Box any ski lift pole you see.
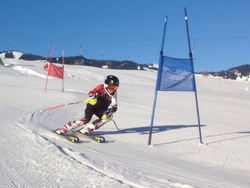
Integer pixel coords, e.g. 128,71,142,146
40,101,84,113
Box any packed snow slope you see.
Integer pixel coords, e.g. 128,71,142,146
1,56,250,188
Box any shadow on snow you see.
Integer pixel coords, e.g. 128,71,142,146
94,125,250,146
95,124,205,136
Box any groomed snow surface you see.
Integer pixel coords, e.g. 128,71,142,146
1,54,250,188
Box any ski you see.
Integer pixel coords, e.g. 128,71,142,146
53,130,80,143
75,130,105,143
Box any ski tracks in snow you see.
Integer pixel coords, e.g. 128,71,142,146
0,123,53,188
58,143,191,188
26,111,191,188
4,123,135,188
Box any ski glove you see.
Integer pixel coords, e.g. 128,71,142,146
84,94,97,105
102,109,113,120
89,93,96,99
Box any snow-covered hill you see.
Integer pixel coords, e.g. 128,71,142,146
0,57,250,188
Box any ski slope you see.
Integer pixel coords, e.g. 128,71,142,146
0,54,250,188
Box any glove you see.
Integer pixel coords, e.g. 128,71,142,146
84,94,97,105
102,109,113,120
89,93,96,99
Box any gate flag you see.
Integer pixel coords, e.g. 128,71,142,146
157,56,195,91
48,63,64,79
45,47,65,92
148,8,203,146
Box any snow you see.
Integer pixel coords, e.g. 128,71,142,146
1,54,250,188
236,76,250,82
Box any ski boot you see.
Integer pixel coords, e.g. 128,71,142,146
79,124,95,136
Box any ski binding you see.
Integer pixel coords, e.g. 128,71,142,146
76,130,105,143
53,130,80,143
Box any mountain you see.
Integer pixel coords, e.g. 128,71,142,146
1,51,250,81
201,65,250,81
0,50,142,70
208,65,250,81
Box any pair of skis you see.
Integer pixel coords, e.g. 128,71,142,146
53,130,105,143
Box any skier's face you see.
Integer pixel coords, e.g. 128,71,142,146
107,85,117,94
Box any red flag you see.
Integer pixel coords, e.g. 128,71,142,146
48,63,64,79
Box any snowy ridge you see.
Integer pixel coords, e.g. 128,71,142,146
11,65,48,78
1,58,250,187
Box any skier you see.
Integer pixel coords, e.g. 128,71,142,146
44,63,48,71
55,75,119,135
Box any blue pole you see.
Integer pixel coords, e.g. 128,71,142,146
148,16,168,146
184,7,203,144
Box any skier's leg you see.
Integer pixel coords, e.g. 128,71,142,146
56,108,93,135
59,119,86,133
79,119,111,135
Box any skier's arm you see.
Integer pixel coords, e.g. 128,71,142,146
84,84,104,105
110,95,117,113
88,84,104,97
101,93,118,120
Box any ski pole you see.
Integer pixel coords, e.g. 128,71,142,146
110,119,120,131
40,101,84,113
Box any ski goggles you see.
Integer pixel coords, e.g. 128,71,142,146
107,85,118,91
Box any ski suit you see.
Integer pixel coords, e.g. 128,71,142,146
83,84,118,127
62,84,118,132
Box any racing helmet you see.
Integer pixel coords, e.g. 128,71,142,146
104,75,119,91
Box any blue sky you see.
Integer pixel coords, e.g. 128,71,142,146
1,0,250,72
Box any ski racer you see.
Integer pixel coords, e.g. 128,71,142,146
55,75,119,136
